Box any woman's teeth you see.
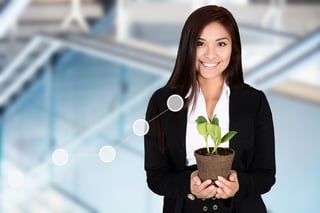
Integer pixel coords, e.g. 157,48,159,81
202,62,218,67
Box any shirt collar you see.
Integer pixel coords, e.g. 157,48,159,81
185,81,230,99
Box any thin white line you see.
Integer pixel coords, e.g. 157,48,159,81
148,108,169,123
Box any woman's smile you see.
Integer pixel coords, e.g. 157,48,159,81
201,62,219,68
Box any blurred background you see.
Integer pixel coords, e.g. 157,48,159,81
0,0,319,212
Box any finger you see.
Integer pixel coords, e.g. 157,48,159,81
190,172,202,195
204,185,217,198
191,177,212,194
198,184,217,199
215,176,238,198
229,170,238,182
191,171,202,185
198,179,213,191
214,176,230,194
192,179,217,199
215,178,231,195
228,170,238,181
216,187,227,199
216,176,231,186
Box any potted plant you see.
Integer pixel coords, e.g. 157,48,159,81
194,115,237,181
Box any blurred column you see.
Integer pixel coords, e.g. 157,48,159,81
44,60,55,181
0,117,2,179
61,0,89,32
117,65,128,136
0,116,2,212
262,0,285,30
0,0,10,12
116,0,129,42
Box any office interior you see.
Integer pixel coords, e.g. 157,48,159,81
0,0,319,212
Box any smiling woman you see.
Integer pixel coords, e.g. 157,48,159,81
144,5,275,213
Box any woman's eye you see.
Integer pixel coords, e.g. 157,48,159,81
197,41,205,47
218,42,227,47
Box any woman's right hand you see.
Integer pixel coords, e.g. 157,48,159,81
190,170,217,199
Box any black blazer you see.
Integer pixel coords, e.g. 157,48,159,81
144,86,276,213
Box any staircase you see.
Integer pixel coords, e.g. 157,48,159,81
0,0,108,113
0,0,104,71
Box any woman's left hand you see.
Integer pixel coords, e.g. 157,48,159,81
214,170,239,199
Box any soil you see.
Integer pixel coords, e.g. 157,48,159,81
195,147,233,156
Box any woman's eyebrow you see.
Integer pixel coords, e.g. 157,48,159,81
197,37,230,41
216,37,230,41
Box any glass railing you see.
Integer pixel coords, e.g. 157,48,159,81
2,28,319,212
0,34,168,213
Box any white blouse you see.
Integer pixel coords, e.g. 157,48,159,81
185,82,230,166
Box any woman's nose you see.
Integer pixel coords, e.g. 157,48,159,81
205,46,217,58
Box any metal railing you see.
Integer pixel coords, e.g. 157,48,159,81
0,0,31,38
245,27,320,90
0,33,171,111
1,27,319,111
0,37,61,106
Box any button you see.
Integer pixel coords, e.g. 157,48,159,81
202,205,208,212
213,204,218,211
187,193,195,200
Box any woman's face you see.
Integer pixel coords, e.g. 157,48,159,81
195,21,232,81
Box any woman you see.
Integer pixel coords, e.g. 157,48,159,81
144,5,275,213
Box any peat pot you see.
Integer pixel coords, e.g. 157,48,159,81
194,147,235,181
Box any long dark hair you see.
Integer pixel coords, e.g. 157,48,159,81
165,5,244,105
147,5,245,152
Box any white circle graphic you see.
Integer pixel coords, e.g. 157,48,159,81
99,145,116,163
167,94,184,112
132,119,149,136
52,149,69,166
8,170,25,188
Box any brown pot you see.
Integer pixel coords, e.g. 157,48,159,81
194,147,235,181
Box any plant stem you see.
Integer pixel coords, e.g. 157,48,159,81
205,138,210,154
212,146,218,155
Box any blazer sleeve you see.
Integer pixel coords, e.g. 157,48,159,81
144,89,192,198
234,90,276,198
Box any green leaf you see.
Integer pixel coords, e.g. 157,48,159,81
196,116,208,124
196,122,208,140
221,131,237,143
207,123,221,145
207,123,215,138
210,114,219,125
214,125,221,146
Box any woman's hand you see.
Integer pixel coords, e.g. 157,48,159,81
190,170,239,200
190,171,217,199
214,170,239,199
